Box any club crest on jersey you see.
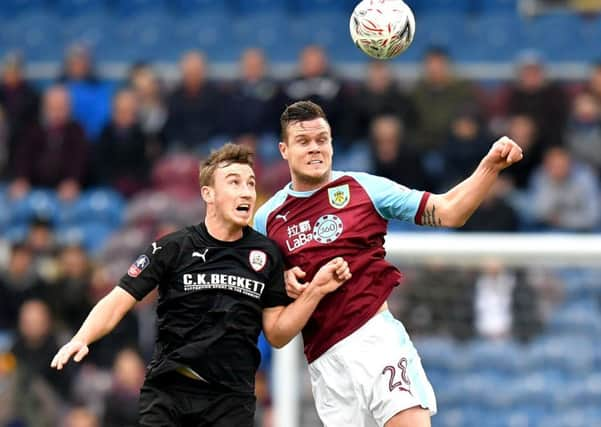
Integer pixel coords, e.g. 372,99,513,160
249,250,267,272
328,184,350,209
128,254,150,278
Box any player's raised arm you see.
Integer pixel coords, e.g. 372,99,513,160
262,257,351,348
51,287,137,370
420,136,523,228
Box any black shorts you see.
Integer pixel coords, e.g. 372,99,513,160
139,371,256,427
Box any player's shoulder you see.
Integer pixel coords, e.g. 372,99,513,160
254,186,289,235
245,228,283,260
153,225,197,246
332,170,394,191
255,186,289,217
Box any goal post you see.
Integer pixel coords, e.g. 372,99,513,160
272,232,601,427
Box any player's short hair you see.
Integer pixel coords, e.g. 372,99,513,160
199,143,254,187
280,100,327,142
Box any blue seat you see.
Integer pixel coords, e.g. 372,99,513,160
170,0,228,15
230,0,288,15
413,14,469,60
10,189,60,226
231,12,291,60
68,188,125,227
170,10,234,61
113,0,166,16
0,0,47,16
56,221,115,253
527,334,595,374
548,301,601,336
460,13,522,61
288,12,358,60
416,0,471,13
55,0,108,17
476,0,518,14
291,0,353,14
2,223,29,243
464,339,527,373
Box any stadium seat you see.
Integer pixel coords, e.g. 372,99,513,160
231,12,292,61
3,223,29,243
476,0,518,14
548,301,601,336
169,10,234,61
415,0,472,13
56,221,115,254
112,0,166,16
170,0,228,15
291,0,354,14
0,0,47,16
68,188,125,227
464,339,527,374
288,12,359,61
461,13,522,61
10,189,60,226
55,0,108,17
230,0,288,15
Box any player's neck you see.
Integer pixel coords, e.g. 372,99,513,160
291,172,332,192
204,215,244,242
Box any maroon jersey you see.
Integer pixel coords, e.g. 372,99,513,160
254,171,429,362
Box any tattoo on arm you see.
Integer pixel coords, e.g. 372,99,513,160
421,204,443,227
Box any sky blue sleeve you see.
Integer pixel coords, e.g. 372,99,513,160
349,172,426,223
253,204,268,236
252,188,288,236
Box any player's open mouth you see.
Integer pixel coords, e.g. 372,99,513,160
236,204,251,212
308,160,323,165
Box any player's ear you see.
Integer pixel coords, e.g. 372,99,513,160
279,141,288,160
201,186,214,204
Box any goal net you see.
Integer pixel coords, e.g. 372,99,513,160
269,232,601,427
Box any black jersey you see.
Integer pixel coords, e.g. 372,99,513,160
118,223,290,394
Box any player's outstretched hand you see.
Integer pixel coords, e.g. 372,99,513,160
312,257,352,295
483,136,523,171
50,340,89,370
285,266,308,299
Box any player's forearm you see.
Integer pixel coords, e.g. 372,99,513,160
266,285,324,348
72,288,133,346
439,160,500,227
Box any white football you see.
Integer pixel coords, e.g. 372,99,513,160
349,0,416,60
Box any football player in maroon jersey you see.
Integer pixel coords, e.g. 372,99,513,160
254,101,522,427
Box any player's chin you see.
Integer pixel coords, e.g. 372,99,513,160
232,211,252,226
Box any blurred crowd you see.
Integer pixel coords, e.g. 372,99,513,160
1,41,601,426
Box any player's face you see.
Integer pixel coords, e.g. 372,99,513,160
280,118,333,190
206,163,256,228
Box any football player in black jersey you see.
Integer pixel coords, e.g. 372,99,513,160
51,143,351,427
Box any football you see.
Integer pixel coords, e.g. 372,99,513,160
349,0,416,60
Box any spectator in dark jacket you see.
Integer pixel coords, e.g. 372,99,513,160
0,53,39,169
506,52,568,147
11,85,88,201
95,89,149,196
348,60,417,140
226,48,282,138
164,51,224,152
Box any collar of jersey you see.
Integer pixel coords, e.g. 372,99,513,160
286,171,344,198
